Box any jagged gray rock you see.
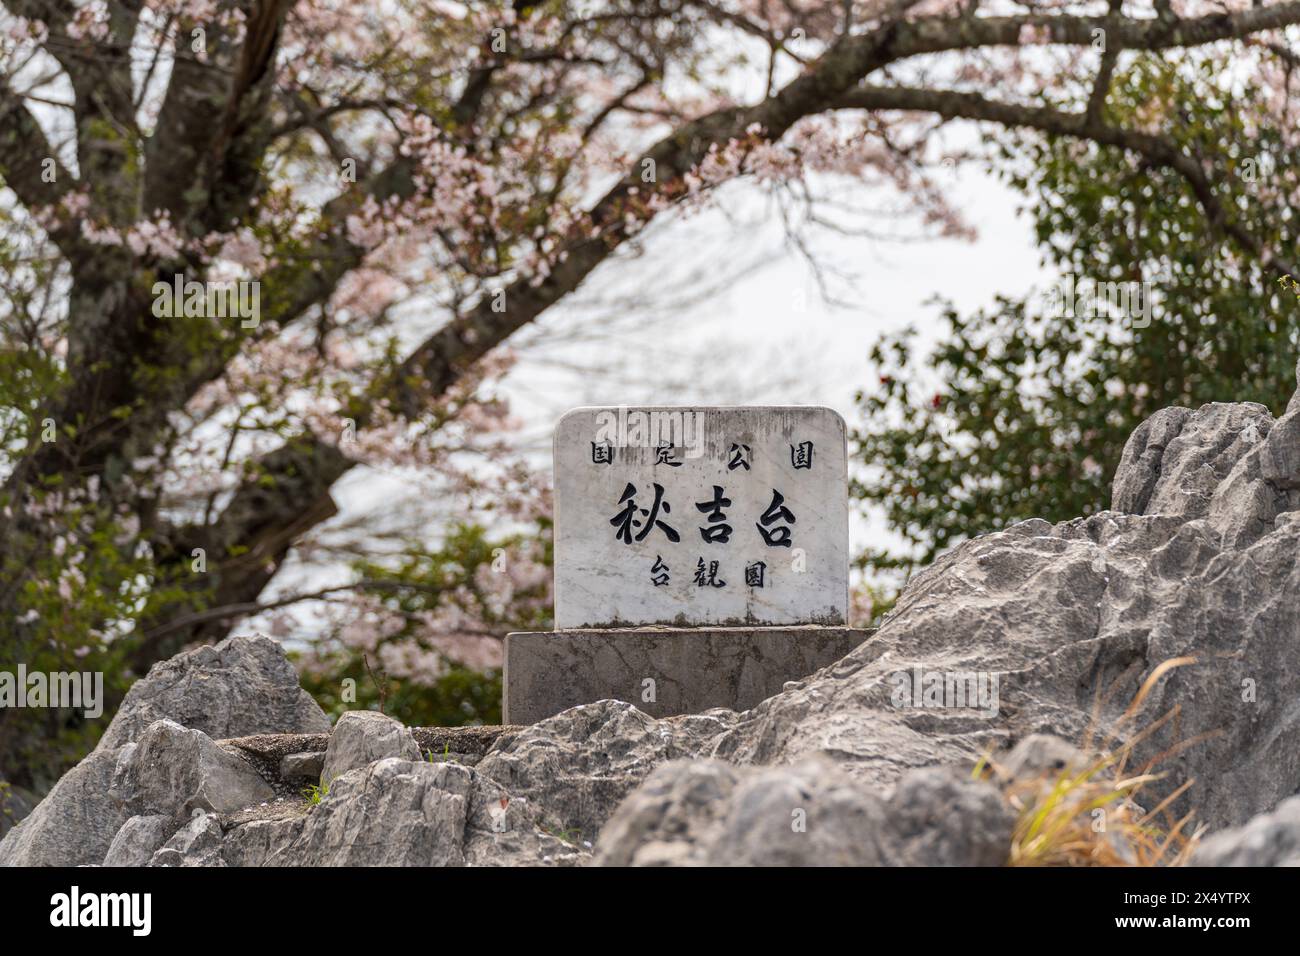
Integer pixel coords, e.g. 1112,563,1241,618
1192,796,1300,866
0,634,326,867
1111,406,1195,515
319,711,420,787
884,767,1016,866
103,815,173,867
295,759,469,866
591,759,739,866
593,758,1012,866
114,720,275,820
222,814,308,867
0,749,126,867
99,634,330,751
252,758,584,867
151,810,226,867
0,783,35,841
692,391,1300,835
475,701,737,843
280,752,325,784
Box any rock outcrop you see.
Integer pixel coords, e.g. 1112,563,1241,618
113,720,275,820
0,634,329,867
98,634,331,750
592,758,1013,866
1193,796,1300,866
3,360,1299,866
319,711,420,787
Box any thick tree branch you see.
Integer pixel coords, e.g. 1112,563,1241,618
886,4,1300,60
0,86,78,254
137,578,506,646
1086,0,1124,126
834,84,1299,277
144,0,293,234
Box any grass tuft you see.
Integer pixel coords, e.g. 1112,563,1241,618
979,656,1211,866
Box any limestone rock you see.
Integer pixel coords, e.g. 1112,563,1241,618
279,759,474,866
1193,796,1300,866
461,773,589,867
115,720,274,820
0,782,36,842
476,700,736,843
222,815,308,867
590,760,740,866
1,633,326,867
280,752,325,784
1112,402,1272,521
98,634,330,751
593,758,1013,866
103,815,174,867
883,767,1015,866
0,749,126,867
1111,406,1194,515
151,810,226,867
319,711,420,787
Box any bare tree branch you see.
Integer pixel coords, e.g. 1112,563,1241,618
834,84,1299,276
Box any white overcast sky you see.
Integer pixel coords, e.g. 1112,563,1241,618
505,163,1051,435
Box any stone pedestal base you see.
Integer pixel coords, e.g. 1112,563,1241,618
503,626,872,725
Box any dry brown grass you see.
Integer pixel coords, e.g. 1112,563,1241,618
976,656,1213,867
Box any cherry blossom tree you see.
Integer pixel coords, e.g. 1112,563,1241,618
2,0,1299,783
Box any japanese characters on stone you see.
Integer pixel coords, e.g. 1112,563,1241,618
554,407,848,629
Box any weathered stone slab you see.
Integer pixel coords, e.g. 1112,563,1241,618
503,627,872,724
554,406,848,628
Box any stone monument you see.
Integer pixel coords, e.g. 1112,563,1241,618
504,405,873,723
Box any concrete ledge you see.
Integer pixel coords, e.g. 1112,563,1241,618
219,725,523,797
504,626,873,724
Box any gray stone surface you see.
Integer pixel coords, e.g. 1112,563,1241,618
222,815,308,867
279,752,326,784
320,710,420,786
213,757,586,867
217,725,520,791
554,405,849,628
114,719,275,820
477,700,735,843
695,391,1300,833
264,758,571,867
103,814,173,867
150,810,226,867
98,633,331,751
0,748,127,867
0,782,36,842
0,634,326,867
504,626,871,724
1192,795,1300,866
593,758,1014,866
